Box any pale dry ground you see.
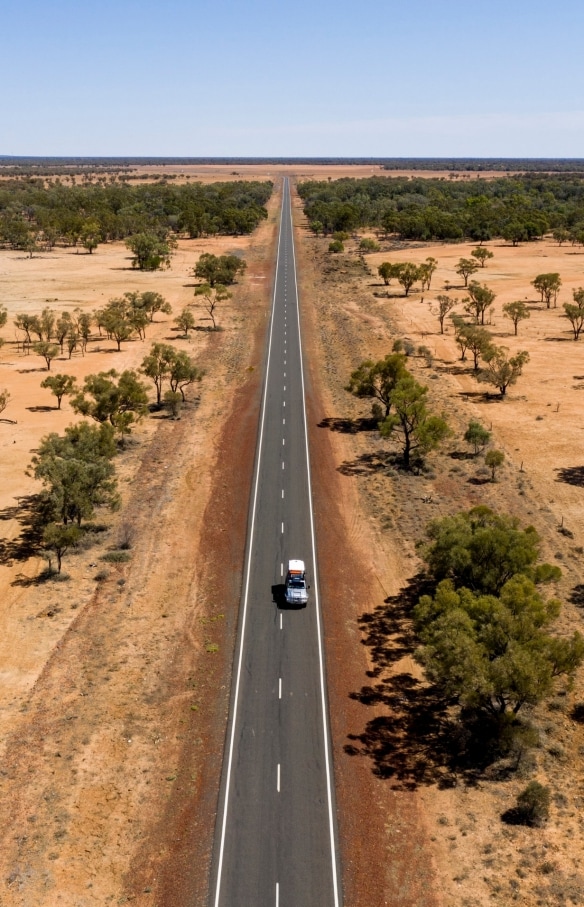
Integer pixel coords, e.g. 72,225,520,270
294,197,584,907
0,195,278,905
120,163,520,184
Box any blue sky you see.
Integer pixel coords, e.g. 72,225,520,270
2,0,583,156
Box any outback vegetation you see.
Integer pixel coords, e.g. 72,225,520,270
299,173,584,241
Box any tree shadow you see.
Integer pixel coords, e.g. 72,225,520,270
26,405,55,413
555,466,584,487
338,451,391,477
0,495,44,567
569,584,584,607
450,450,475,461
318,416,378,434
543,336,573,342
346,573,525,787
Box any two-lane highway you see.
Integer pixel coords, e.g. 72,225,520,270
208,179,342,907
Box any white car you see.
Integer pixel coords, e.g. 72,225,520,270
284,559,309,606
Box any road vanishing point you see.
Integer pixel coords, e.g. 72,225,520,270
208,179,342,907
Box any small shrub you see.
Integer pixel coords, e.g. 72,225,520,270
94,569,109,582
101,550,131,563
328,240,344,253
359,238,380,252
515,781,551,826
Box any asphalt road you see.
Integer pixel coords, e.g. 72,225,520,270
208,179,342,907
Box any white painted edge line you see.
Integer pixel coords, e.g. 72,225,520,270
290,181,342,907
212,180,285,907
276,882,280,907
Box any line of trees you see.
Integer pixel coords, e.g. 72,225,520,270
299,173,584,242
0,179,272,256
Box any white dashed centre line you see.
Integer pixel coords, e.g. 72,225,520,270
277,763,280,792
279,678,282,699
276,882,280,907
280,563,283,576
281,522,284,534
281,489,284,499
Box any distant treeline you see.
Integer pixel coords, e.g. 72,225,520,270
3,156,584,171
381,159,584,173
298,174,584,242
0,180,272,248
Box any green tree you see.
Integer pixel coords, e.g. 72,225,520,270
413,576,584,717
55,313,74,352
31,422,118,526
463,281,496,325
74,311,93,353
169,351,203,401
378,261,397,286
485,448,505,481
194,252,246,287
459,323,493,370
456,258,479,287
503,300,530,335
33,341,60,370
395,262,421,296
98,299,135,350
532,273,561,309
194,283,231,330
515,782,551,826
40,373,77,409
471,246,494,267
141,343,177,406
42,522,80,573
126,232,175,271
419,257,438,291
14,313,36,346
164,389,183,419
432,294,458,334
174,307,196,337
328,239,344,253
418,506,559,595
379,375,450,468
478,346,529,396
0,389,11,420
563,288,584,340
464,420,491,455
71,369,149,424
80,219,101,254
0,304,7,330
39,307,56,341
552,228,569,247
345,352,408,418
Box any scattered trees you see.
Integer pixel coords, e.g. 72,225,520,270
463,281,496,325
33,341,60,370
345,352,408,418
31,422,119,527
485,448,505,481
456,258,479,287
563,288,584,340
194,283,231,330
174,308,196,337
471,246,494,268
194,252,246,287
478,347,529,396
142,343,202,406
532,273,561,309
502,300,530,335
379,375,450,468
40,373,77,409
71,369,149,425
42,523,80,573
432,294,458,333
395,262,421,296
464,420,491,455
126,232,175,271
